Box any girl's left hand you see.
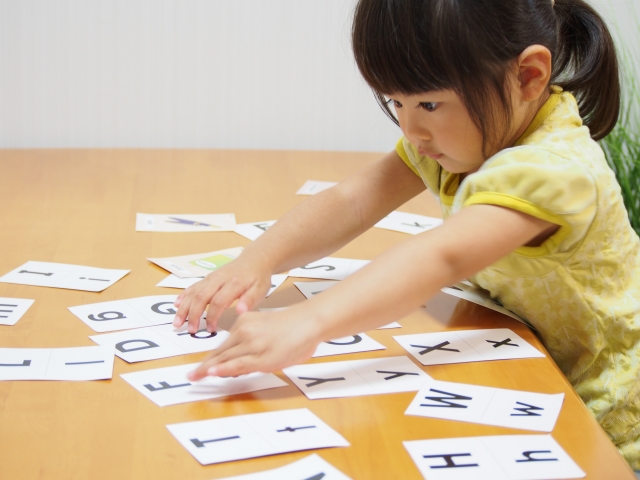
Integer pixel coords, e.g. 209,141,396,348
187,309,320,380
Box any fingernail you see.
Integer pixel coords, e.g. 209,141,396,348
172,317,181,327
187,370,197,380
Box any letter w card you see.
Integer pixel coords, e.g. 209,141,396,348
405,378,564,432
404,435,584,480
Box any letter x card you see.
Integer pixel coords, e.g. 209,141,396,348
404,434,584,479
218,454,351,480
166,408,349,465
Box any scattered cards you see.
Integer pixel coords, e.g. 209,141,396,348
121,362,287,406
394,328,544,366
289,257,369,281
148,247,243,278
167,408,349,465
313,333,385,358
0,346,114,381
89,319,229,363
69,295,181,333
0,297,35,326
283,356,430,400
296,180,338,195
135,213,236,232
233,220,276,241
374,211,443,235
0,261,129,292
404,435,584,480
218,454,351,480
405,377,564,432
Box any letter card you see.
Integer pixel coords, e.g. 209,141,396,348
374,211,443,235
148,247,243,278
0,261,129,292
167,408,349,465
233,220,276,241
288,257,369,281
313,333,385,358
394,328,544,366
0,297,35,326
135,213,236,232
120,362,287,406
218,454,351,480
404,434,584,479
283,356,430,399
405,378,564,432
156,273,287,298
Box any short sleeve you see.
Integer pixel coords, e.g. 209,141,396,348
395,137,420,176
453,146,597,256
396,137,442,194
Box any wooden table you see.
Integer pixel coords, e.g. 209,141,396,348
0,149,634,479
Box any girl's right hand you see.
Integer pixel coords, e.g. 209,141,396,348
172,258,273,334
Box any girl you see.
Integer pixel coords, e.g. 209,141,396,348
174,0,640,469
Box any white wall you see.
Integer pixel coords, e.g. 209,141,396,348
0,0,637,151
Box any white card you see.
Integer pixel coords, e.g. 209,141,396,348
155,274,287,299
441,282,530,326
0,346,114,381
405,378,564,432
313,333,385,358
69,295,180,333
0,261,129,292
394,328,544,366
284,356,430,400
90,319,229,363
266,274,288,297
289,258,369,281
374,211,443,235
218,454,351,480
233,220,276,241
148,247,243,278
166,408,349,465
0,297,35,326
121,362,287,406
296,180,338,195
136,213,236,232
404,435,585,480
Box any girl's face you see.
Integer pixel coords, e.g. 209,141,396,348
388,90,488,175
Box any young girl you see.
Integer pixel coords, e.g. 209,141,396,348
174,0,640,469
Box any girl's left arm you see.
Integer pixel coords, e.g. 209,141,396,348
188,203,556,380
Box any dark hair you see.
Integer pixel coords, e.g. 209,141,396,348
352,0,620,154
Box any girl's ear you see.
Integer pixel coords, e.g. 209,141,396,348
516,45,552,102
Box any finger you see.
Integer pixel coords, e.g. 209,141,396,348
203,282,247,332
174,289,187,308
179,283,222,332
206,356,258,377
235,283,269,315
187,341,242,381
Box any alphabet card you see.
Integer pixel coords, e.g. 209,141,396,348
374,211,443,235
0,346,114,381
135,213,236,232
218,454,351,480
296,180,338,195
156,273,287,298
148,247,243,278
233,220,276,241
69,295,182,333
0,297,35,326
405,378,564,432
313,333,385,358
294,281,401,329
0,261,129,292
89,320,229,363
393,328,544,366
283,356,430,400
403,434,585,480
288,257,370,281
166,408,349,465
120,362,287,406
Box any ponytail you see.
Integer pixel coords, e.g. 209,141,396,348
552,0,620,140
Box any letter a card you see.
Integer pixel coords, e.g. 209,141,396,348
218,454,351,480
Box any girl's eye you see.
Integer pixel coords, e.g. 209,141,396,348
420,102,439,112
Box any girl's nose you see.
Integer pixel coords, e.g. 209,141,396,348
403,114,431,142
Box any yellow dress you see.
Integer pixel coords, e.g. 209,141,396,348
396,87,640,468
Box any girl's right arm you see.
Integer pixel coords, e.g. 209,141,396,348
173,150,426,333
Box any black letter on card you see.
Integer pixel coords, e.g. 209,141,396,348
65,360,105,365
401,222,428,229
421,389,472,408
190,436,240,448
151,302,177,315
304,474,325,480
254,223,271,231
511,401,544,416
178,329,217,339
516,450,557,462
376,370,420,381
116,339,160,353
411,341,460,355
326,335,362,345
422,453,478,469
486,338,518,348
0,304,17,318
301,264,336,271
0,360,31,367
19,270,53,276
298,376,346,388
144,381,191,392
277,425,317,433
88,311,126,322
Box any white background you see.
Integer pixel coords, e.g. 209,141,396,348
0,0,637,152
